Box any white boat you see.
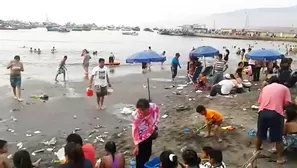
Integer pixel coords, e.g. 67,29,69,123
122,32,138,36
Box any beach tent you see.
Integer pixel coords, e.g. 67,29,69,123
126,50,165,63
246,49,284,60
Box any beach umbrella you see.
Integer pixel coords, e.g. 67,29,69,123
126,50,165,63
246,49,284,60
190,46,219,58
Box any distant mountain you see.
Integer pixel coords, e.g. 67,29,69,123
198,5,297,29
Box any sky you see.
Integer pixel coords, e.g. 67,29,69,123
1,0,296,26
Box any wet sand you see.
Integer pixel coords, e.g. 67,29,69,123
1,70,296,168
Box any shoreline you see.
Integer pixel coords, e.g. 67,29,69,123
161,33,297,42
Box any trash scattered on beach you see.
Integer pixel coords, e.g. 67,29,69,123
120,107,134,115
34,130,41,134
173,91,182,95
73,115,77,119
55,147,65,161
196,90,202,93
32,149,45,156
243,108,247,111
176,87,184,90
10,109,20,112
42,137,57,146
176,105,190,112
188,98,195,101
180,146,187,152
7,129,15,133
26,134,32,137
11,116,18,122
96,137,105,143
161,115,168,119
30,94,49,101
46,148,54,152
17,142,23,149
251,105,259,110
73,128,81,132
164,85,175,89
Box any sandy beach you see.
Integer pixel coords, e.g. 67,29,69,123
1,69,296,168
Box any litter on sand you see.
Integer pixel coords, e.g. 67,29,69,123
221,126,235,130
161,115,168,119
42,137,57,146
196,90,202,93
17,142,23,149
55,147,65,161
251,105,259,110
34,131,41,134
120,107,134,115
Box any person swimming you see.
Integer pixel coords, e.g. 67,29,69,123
37,48,41,54
30,47,33,52
51,47,56,53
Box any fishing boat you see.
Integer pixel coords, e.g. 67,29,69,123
46,26,59,31
0,25,17,30
82,27,91,31
143,28,154,32
72,26,82,31
132,27,140,31
122,32,138,36
58,27,70,32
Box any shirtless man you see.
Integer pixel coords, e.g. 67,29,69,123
83,51,92,75
7,55,24,102
55,56,67,82
0,140,12,168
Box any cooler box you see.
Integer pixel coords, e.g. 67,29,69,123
144,157,160,168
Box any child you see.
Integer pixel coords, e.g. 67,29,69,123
0,139,12,168
194,73,207,90
196,105,223,142
200,146,213,161
55,55,68,82
204,149,226,168
181,149,202,168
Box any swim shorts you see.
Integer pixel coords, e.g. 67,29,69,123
95,85,107,97
257,109,284,143
10,75,21,87
57,66,66,74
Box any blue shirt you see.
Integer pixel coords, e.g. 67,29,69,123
171,57,180,69
60,159,92,168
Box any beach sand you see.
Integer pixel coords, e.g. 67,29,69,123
0,70,296,168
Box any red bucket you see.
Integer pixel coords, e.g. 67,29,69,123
86,88,94,97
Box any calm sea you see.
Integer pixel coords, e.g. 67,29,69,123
0,28,295,86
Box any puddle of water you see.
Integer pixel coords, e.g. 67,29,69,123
65,87,83,98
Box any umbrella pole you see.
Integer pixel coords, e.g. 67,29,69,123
147,78,151,102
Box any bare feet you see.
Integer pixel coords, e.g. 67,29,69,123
17,98,23,102
276,157,286,164
218,138,223,143
204,133,211,138
13,96,18,100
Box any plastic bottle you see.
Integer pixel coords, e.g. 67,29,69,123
129,158,136,168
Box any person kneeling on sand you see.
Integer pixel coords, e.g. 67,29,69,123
89,58,111,110
98,141,125,168
207,74,233,98
66,133,96,167
196,105,223,142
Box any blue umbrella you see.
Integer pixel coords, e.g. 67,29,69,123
190,46,219,57
126,50,165,63
246,49,284,60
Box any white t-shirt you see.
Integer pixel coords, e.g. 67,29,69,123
91,66,108,87
218,79,233,95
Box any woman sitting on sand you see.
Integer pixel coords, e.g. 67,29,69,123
13,150,41,168
61,142,92,168
98,141,125,168
160,150,178,168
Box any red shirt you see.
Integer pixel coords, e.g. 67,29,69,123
83,143,96,167
258,83,291,116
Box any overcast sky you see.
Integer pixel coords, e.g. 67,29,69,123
1,0,296,26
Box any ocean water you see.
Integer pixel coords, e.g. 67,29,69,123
0,28,295,86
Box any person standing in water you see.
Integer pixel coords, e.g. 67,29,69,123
55,56,67,82
99,141,125,168
109,52,115,64
7,55,24,102
171,53,181,82
83,51,92,75
89,58,111,110
161,51,166,69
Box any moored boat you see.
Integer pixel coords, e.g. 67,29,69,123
72,26,82,31
122,31,138,36
46,26,59,31
82,27,91,31
58,27,70,32
0,26,17,30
